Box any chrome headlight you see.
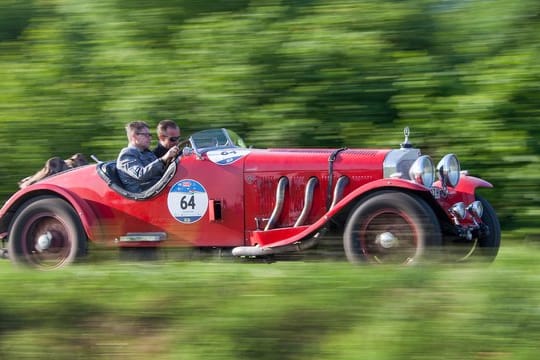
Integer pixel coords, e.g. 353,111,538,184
449,202,467,219
409,155,435,188
467,201,483,218
437,154,460,187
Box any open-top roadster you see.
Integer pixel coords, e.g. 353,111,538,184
0,128,500,269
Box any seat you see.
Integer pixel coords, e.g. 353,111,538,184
99,161,122,186
96,160,177,200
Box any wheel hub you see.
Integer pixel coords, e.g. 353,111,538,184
36,231,53,252
376,232,399,249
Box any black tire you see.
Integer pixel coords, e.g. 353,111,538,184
465,195,501,262
8,196,87,269
343,191,442,265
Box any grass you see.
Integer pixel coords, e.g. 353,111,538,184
0,243,539,359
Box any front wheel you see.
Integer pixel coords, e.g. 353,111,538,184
460,195,501,262
8,196,87,269
343,192,442,265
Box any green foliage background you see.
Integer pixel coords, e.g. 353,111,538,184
0,0,539,237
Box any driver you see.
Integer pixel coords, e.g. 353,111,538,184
153,119,181,158
116,121,179,193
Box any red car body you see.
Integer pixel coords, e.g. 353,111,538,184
0,128,500,269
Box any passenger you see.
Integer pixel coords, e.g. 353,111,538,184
18,153,88,189
116,121,179,193
153,119,181,158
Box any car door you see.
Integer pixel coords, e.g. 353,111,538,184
155,150,246,247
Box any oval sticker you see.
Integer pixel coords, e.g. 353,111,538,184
167,179,209,224
207,148,250,165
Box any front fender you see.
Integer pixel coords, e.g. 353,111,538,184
254,178,430,248
328,178,431,217
452,175,493,195
0,184,101,241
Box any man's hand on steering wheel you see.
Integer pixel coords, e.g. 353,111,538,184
161,146,180,165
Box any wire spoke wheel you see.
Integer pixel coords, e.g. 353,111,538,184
344,191,441,265
8,196,86,269
360,210,420,264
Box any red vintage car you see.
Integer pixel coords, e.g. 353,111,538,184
0,128,500,269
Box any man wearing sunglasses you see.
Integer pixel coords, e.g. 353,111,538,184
153,119,181,158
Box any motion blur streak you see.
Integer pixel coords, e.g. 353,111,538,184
0,245,539,358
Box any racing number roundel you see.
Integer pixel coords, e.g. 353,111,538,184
207,148,250,165
167,179,209,224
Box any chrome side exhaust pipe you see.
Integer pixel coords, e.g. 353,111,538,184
265,177,289,231
232,233,322,257
294,177,318,227
329,176,349,209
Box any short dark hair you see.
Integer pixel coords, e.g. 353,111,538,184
125,121,149,139
157,119,179,136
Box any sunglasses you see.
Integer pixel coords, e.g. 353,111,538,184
136,132,152,137
165,136,180,142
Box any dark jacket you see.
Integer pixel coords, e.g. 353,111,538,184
116,146,165,193
153,143,168,158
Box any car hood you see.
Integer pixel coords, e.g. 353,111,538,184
243,148,391,173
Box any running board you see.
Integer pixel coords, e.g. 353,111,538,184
118,232,167,243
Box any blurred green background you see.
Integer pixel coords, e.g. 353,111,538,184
1,245,540,359
1,2,540,358
1,0,539,239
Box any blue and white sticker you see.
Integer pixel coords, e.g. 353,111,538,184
207,148,250,165
167,179,209,224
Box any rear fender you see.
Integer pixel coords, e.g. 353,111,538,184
0,185,100,241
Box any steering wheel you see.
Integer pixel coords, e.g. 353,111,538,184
177,139,191,149
172,139,192,161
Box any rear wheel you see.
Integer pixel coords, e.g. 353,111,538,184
343,192,442,265
8,196,87,269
